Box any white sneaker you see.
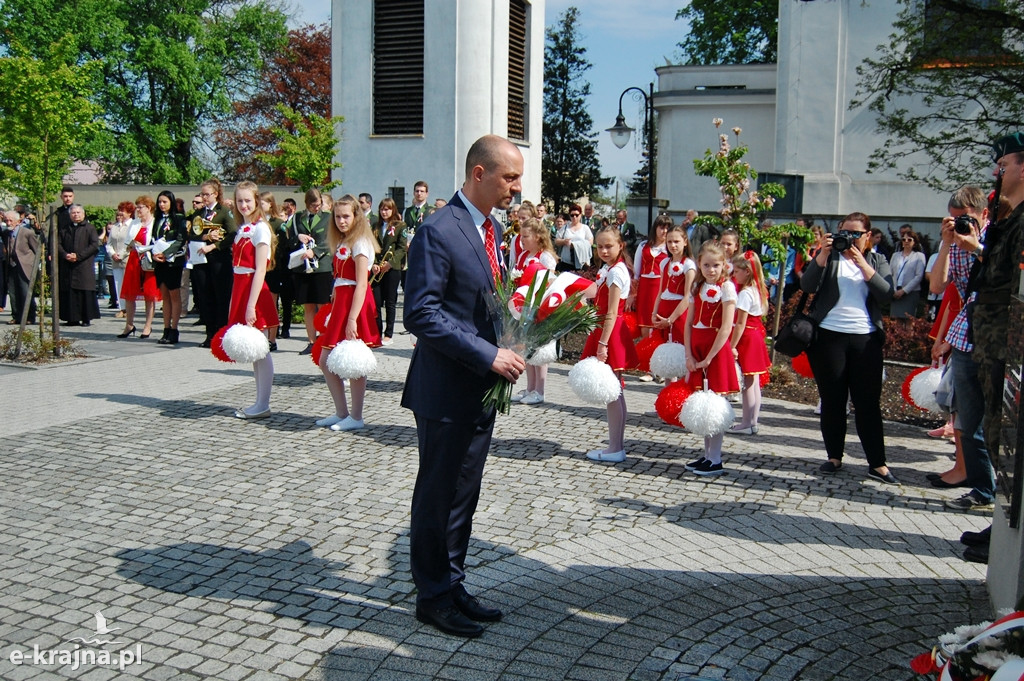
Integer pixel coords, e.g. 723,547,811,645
637,374,654,382
381,337,394,346
586,449,626,463
728,393,741,404
315,414,343,427
330,416,365,432
510,389,529,403
520,391,544,405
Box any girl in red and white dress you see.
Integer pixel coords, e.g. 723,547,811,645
728,251,771,436
581,225,639,463
684,241,738,476
316,195,381,432
511,217,559,406
652,224,696,343
629,214,670,341
719,228,740,276
227,181,280,419
506,200,537,268
118,195,160,339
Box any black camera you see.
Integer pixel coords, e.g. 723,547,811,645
831,230,854,252
953,214,978,235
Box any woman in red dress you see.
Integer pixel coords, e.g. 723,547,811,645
118,196,160,339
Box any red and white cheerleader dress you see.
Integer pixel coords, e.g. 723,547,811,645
687,280,740,394
582,261,639,372
120,221,159,301
227,220,279,330
321,238,381,348
515,249,558,279
633,240,668,330
654,257,695,342
734,286,770,375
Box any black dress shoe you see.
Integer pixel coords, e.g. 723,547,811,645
191,318,205,326
452,587,502,622
200,339,212,349
868,468,899,484
964,543,989,564
279,329,290,339
415,605,483,638
926,472,942,481
931,477,969,489
960,526,992,547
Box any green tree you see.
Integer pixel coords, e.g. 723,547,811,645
852,0,1024,190
542,6,610,213
259,104,343,192
676,0,778,65
0,39,104,353
0,0,288,184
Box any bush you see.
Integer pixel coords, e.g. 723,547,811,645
0,328,84,362
85,205,116,228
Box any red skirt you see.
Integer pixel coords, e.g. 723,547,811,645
654,297,687,343
736,318,771,375
228,272,279,330
929,280,962,341
581,317,639,372
687,326,739,394
121,251,159,301
636,277,660,329
321,284,381,349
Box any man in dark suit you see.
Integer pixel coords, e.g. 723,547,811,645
5,209,39,325
189,179,236,347
614,209,638,256
358,192,378,232
56,186,74,232
403,181,434,235
402,135,527,638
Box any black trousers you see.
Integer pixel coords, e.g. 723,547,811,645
373,269,401,338
410,411,495,608
202,251,233,338
806,327,887,468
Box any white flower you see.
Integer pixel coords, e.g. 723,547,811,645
511,268,523,280
668,261,685,277
732,126,742,136
700,284,722,303
974,650,1015,671
713,117,723,128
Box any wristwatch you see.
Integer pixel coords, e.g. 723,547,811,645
973,243,984,258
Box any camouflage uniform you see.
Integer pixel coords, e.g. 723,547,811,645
968,201,1024,464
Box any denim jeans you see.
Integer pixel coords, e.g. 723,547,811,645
951,348,995,502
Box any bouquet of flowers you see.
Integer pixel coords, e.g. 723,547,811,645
911,611,1024,680
483,263,598,414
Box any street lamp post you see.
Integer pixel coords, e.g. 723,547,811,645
606,82,655,234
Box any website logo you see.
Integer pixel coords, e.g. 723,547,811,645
6,610,142,673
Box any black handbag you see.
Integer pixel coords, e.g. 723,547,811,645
773,290,817,357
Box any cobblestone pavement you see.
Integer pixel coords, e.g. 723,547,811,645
0,304,992,680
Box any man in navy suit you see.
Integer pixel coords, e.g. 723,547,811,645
402,135,527,638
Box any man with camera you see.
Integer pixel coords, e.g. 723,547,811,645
928,186,994,521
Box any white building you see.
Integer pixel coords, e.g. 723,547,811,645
655,0,951,229
331,0,545,210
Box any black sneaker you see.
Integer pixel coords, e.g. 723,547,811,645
960,527,992,546
692,459,724,476
684,456,706,471
946,492,994,512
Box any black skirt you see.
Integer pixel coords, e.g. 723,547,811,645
292,271,333,305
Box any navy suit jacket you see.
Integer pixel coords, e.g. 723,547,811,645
401,193,504,422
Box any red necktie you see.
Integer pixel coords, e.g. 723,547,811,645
483,217,500,280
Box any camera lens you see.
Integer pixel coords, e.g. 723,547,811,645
953,215,976,235
832,232,851,251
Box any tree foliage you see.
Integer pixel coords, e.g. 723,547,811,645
852,0,1024,191
214,23,332,184
542,6,610,213
0,0,288,184
676,0,778,65
258,104,343,192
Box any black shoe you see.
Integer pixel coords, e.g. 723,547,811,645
964,543,989,564
157,328,170,344
684,456,706,471
960,526,992,547
299,343,313,356
200,338,212,349
868,467,899,484
279,329,290,339
926,472,942,481
81,321,91,327
116,326,137,339
931,477,969,489
191,318,205,326
452,586,502,622
168,328,179,345
819,460,842,473
268,341,278,352
415,604,483,638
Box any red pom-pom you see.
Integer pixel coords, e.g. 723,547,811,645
655,381,692,428
311,338,326,367
902,366,930,410
634,335,664,373
791,352,814,379
210,326,232,362
314,304,331,334
621,310,641,339
759,371,770,388
909,650,940,675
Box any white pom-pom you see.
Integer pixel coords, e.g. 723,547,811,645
222,324,269,363
327,340,378,379
680,390,735,437
650,342,688,380
528,341,557,366
910,367,943,415
568,357,621,405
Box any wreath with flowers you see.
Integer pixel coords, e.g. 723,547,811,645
668,261,685,277
700,284,722,303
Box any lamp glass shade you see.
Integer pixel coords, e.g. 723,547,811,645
606,115,633,149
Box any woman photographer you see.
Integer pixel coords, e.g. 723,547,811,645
801,212,896,483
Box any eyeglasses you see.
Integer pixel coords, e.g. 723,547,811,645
192,200,202,205
902,237,914,242
200,191,215,198
570,212,580,217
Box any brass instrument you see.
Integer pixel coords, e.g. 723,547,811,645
502,218,519,251
370,246,395,285
191,216,223,242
